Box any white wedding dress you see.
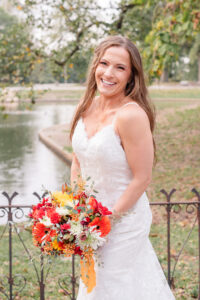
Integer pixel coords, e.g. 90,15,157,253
72,102,175,300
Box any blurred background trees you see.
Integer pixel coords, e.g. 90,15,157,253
0,0,199,85
0,7,38,85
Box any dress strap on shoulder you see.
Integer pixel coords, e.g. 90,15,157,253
112,102,139,125
121,101,139,108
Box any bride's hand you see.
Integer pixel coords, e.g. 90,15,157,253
108,209,121,226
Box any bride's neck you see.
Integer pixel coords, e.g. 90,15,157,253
97,94,127,112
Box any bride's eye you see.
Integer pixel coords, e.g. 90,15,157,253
100,61,107,65
118,66,125,70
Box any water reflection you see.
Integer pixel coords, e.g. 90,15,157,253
0,103,76,207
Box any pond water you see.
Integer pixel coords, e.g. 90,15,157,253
0,103,76,208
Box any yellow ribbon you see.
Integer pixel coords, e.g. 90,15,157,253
80,255,96,293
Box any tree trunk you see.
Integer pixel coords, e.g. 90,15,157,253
63,65,68,83
198,54,200,83
160,68,169,82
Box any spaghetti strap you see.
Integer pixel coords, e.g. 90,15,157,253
112,101,139,125
121,101,140,108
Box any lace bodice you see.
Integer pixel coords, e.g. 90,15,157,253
72,102,138,210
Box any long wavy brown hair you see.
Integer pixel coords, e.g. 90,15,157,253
69,35,156,157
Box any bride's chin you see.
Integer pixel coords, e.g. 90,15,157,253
97,87,118,97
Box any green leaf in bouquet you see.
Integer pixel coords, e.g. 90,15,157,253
77,206,86,212
72,209,78,214
86,209,93,214
86,176,91,181
64,234,71,240
63,205,72,210
93,190,98,193
69,236,74,242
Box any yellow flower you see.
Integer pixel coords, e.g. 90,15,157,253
52,240,63,251
52,191,73,207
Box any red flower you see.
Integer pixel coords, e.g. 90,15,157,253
61,223,71,232
80,217,90,226
32,222,56,245
89,197,98,213
50,212,61,224
32,223,49,243
74,246,83,256
28,212,33,218
79,232,87,241
89,216,111,237
74,192,87,201
98,202,112,216
46,208,61,224
37,208,46,219
32,207,45,220
89,197,112,216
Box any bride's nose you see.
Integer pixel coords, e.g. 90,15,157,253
104,66,114,77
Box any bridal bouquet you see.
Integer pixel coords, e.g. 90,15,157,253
29,181,112,293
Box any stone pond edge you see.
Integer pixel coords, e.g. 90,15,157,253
38,125,73,165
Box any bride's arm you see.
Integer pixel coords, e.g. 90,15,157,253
112,105,154,216
70,152,81,190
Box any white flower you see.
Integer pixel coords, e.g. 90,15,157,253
77,227,106,250
40,216,52,227
56,206,71,216
68,220,83,236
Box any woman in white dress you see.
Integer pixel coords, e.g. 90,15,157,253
70,36,175,299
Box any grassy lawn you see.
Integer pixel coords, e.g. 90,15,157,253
153,99,199,111
0,89,200,299
148,105,200,202
150,88,200,100
0,224,80,300
16,89,85,102
14,86,200,102
150,210,198,300
147,99,200,299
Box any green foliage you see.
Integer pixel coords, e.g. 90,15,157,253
1,0,198,84
0,8,38,85
15,0,106,83
143,0,200,80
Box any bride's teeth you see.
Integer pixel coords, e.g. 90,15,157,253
102,79,115,85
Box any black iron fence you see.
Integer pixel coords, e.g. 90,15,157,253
0,188,199,300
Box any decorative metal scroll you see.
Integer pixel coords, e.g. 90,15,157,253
0,191,52,300
0,188,200,300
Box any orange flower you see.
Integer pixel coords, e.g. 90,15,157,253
32,223,56,244
89,197,98,212
89,216,111,237
63,243,76,257
32,223,47,244
52,240,65,251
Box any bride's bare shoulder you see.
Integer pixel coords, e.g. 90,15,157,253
116,102,150,133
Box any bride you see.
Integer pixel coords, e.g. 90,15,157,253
69,36,175,299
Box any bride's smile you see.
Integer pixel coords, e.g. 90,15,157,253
95,46,132,99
